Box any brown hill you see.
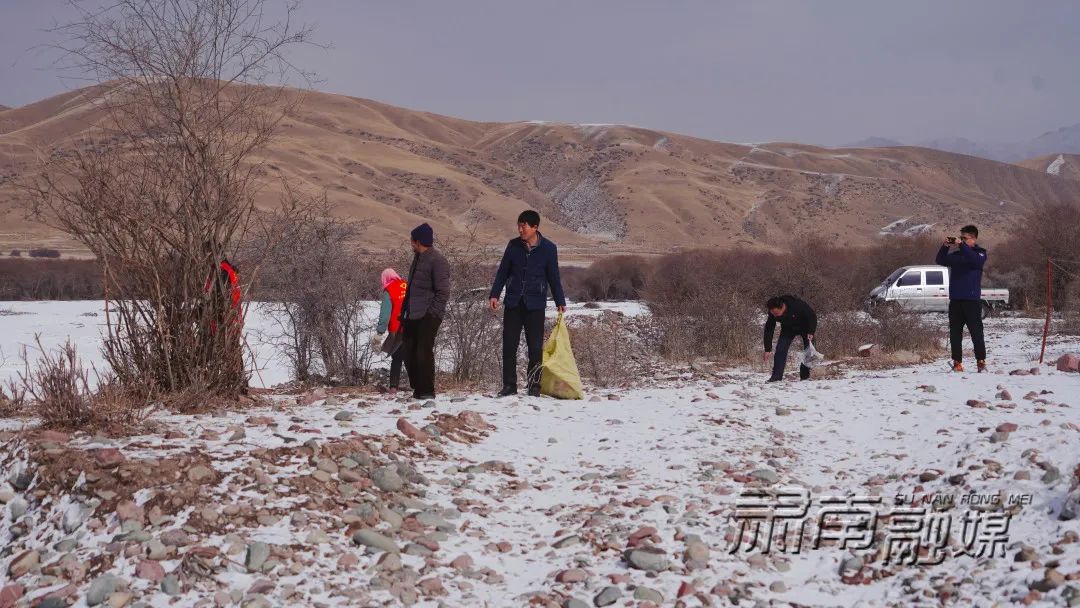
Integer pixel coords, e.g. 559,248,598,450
1016,153,1080,182
3,85,1080,260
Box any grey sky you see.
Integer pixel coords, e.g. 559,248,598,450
2,1,1077,146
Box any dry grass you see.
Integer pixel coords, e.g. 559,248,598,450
0,383,25,417
565,311,647,388
818,307,945,359
11,337,151,430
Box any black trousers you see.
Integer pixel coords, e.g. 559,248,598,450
402,314,442,397
388,352,404,389
948,300,986,362
771,332,811,381
502,303,545,391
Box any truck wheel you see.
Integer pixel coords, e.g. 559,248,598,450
981,301,993,319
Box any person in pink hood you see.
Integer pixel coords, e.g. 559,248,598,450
376,268,408,394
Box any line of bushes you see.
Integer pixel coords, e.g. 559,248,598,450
0,258,104,300
9,248,63,258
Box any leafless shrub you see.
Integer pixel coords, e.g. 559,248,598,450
565,255,649,301
436,226,502,385
988,266,1041,313
0,381,26,416
253,197,378,385
871,306,945,353
565,311,650,387
1056,279,1080,335
812,312,880,359
12,337,150,429
992,202,1080,312
24,0,314,403
643,250,760,362
19,340,91,427
816,308,943,360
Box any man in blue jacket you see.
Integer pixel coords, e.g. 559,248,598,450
935,225,988,373
489,210,567,397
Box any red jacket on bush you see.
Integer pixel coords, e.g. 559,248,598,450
205,259,242,330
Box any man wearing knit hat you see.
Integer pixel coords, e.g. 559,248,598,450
399,223,451,399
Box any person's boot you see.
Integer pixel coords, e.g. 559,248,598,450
976,360,987,373
951,360,964,372
527,385,541,397
496,386,517,397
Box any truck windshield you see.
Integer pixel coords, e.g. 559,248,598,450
884,268,906,285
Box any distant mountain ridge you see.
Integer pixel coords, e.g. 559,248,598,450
846,136,903,149
3,84,1080,258
848,124,1080,163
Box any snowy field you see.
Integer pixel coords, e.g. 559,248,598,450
0,300,648,390
1,302,1078,607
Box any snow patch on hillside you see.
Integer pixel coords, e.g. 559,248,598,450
880,218,935,236
1047,154,1066,176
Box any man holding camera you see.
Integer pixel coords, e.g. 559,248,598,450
935,225,988,373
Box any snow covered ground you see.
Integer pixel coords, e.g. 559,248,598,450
1,305,1078,607
0,300,648,390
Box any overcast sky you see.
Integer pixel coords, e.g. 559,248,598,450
2,1,1077,146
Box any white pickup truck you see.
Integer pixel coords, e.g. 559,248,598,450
868,265,1010,318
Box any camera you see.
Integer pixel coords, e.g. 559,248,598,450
946,236,958,244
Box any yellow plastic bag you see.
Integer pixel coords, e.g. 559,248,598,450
540,312,584,399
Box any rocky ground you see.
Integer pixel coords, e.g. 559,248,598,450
1,317,1079,608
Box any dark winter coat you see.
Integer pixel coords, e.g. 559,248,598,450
935,243,987,301
489,234,566,311
401,248,451,320
764,296,817,351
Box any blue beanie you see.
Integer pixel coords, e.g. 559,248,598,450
410,223,434,246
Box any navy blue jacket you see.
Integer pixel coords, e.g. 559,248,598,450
489,234,566,311
935,243,987,301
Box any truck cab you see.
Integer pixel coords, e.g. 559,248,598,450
869,265,1009,318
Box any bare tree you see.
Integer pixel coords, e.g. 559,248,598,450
25,0,314,403
253,196,380,385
